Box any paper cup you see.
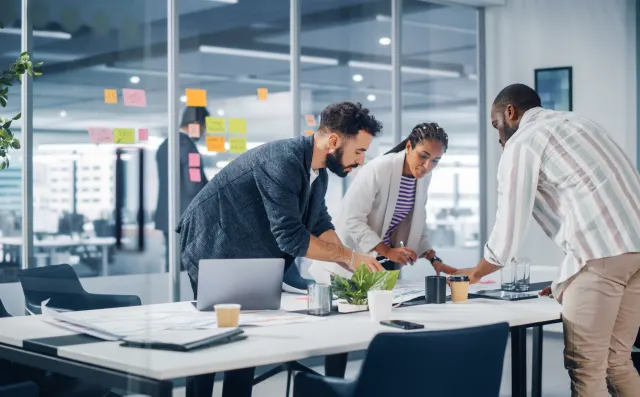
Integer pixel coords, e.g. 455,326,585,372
449,275,470,303
214,303,241,327
368,290,393,322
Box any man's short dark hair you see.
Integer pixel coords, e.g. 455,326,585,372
493,84,542,112
319,102,382,138
181,106,210,128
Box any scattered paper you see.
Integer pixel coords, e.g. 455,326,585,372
188,123,200,138
189,168,202,182
186,88,207,107
305,114,316,127
206,136,226,152
229,137,247,154
138,128,149,141
88,127,114,144
188,153,200,167
104,89,118,104
257,88,268,101
305,130,314,136
228,118,247,134
206,117,226,133
122,88,147,107
113,128,136,144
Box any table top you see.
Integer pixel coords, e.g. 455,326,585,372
0,294,562,380
0,237,116,247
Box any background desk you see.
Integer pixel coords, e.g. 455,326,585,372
0,294,561,397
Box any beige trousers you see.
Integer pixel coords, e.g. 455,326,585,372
561,253,640,396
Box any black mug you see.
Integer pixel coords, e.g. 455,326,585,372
426,275,447,304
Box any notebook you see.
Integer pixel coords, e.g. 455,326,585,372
120,328,246,352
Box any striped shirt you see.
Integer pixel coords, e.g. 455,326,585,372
383,176,416,245
485,107,640,294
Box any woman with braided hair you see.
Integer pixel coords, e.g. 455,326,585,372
335,122,456,274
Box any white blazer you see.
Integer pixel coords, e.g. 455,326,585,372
336,150,432,257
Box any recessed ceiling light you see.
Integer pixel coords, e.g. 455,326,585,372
59,110,67,117
352,74,363,82
217,109,225,116
130,76,140,84
379,37,391,46
367,94,376,102
180,95,187,103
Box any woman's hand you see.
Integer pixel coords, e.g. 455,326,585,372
431,260,457,276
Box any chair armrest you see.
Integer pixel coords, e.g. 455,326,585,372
293,373,355,397
86,293,141,310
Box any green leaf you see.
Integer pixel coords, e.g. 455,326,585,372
0,161,6,171
35,62,43,68
0,97,5,107
2,120,11,129
34,72,42,76
330,266,399,305
11,140,20,150
12,113,20,120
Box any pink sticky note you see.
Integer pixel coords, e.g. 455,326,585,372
88,127,113,143
189,168,202,182
188,153,200,167
122,88,147,107
138,128,149,141
477,280,496,285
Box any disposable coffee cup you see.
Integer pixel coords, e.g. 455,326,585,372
214,304,241,327
368,290,393,322
449,274,470,303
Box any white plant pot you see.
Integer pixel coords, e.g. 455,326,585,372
338,302,368,313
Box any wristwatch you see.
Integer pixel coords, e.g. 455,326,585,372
428,256,443,265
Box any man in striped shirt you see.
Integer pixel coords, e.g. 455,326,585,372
456,84,640,396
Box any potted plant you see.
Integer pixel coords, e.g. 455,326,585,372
0,22,42,170
330,265,399,313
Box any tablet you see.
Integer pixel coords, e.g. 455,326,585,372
470,290,538,301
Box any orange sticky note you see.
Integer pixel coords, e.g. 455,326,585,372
138,128,149,141
188,123,200,138
189,168,202,182
257,88,268,101
88,127,113,143
123,88,147,107
104,89,117,104
305,114,316,127
305,129,314,136
186,89,207,107
205,136,226,152
188,153,200,168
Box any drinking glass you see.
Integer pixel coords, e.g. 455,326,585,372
308,284,331,316
501,263,516,291
514,258,531,292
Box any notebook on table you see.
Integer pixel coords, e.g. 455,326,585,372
120,328,246,352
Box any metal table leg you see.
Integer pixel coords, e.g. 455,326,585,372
511,327,527,397
222,367,256,397
101,245,109,276
532,326,543,397
325,353,348,378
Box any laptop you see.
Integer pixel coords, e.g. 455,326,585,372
196,259,285,311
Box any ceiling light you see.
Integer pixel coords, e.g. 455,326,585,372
352,74,363,82
180,95,187,103
130,76,140,84
0,27,71,40
379,37,391,46
59,110,67,118
199,45,339,66
217,109,225,116
348,60,461,78
367,94,376,102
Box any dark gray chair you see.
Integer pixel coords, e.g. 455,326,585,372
0,381,38,397
294,322,510,397
18,264,140,314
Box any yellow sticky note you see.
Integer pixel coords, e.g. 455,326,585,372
257,88,268,101
186,88,207,107
206,136,226,153
229,137,247,154
113,128,135,144
104,89,117,104
205,117,226,133
228,118,247,134
305,130,314,136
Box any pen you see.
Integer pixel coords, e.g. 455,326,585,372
399,241,414,265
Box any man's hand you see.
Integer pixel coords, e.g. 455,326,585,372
382,247,418,266
431,260,457,276
352,251,384,272
538,286,553,298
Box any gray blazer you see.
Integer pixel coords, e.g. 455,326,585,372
176,135,334,294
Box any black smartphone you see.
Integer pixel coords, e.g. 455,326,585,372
380,320,424,330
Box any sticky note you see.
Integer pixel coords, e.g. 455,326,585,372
104,89,117,104
113,128,136,144
305,130,314,136
186,89,207,107
228,118,247,134
206,136,226,152
205,117,226,133
138,128,149,141
305,114,316,127
122,88,147,107
189,168,202,182
257,88,268,101
229,137,247,154
188,153,200,167
88,127,113,143
188,123,200,138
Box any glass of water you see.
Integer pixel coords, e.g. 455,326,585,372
514,258,531,292
501,262,516,291
308,284,332,316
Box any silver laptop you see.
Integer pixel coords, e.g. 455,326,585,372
196,259,285,311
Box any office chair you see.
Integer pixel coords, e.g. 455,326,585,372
0,299,9,318
294,322,510,397
18,264,141,314
633,328,640,375
0,381,38,397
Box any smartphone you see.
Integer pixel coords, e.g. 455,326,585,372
380,320,424,330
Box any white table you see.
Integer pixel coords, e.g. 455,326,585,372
0,291,561,397
0,237,116,276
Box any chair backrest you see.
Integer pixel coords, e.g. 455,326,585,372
0,298,10,318
18,264,87,313
353,322,509,397
0,381,38,397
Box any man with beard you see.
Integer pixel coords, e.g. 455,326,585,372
453,84,640,396
176,101,384,397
